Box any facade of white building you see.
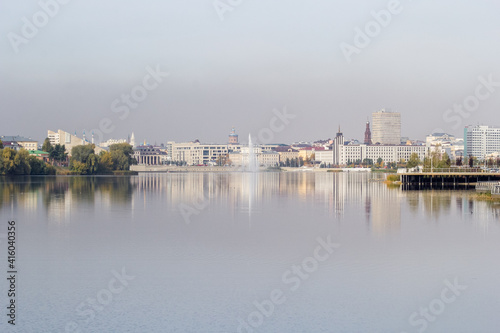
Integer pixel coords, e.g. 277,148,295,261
229,147,279,167
464,125,500,159
167,141,283,166
169,141,229,165
339,144,425,165
133,145,167,165
371,109,401,145
314,150,334,165
329,131,425,166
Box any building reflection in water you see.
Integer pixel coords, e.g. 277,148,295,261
135,172,403,233
1,173,500,235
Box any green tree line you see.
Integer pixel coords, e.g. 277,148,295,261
0,146,56,175
69,143,136,175
42,138,67,165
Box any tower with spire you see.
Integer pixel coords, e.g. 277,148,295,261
364,120,372,144
130,132,136,148
228,127,238,144
336,125,343,138
333,125,344,165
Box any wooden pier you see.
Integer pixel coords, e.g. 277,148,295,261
399,168,500,190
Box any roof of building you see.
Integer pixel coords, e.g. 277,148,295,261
273,146,298,152
0,135,37,142
299,147,326,151
430,133,454,137
29,150,49,156
2,141,21,145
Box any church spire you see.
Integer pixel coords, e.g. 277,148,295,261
364,120,372,144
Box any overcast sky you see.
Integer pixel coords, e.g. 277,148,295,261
1,0,499,145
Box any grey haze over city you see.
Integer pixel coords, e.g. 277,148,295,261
1,0,499,145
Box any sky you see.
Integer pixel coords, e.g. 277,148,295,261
1,0,500,145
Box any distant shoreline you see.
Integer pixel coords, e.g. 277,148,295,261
130,165,380,173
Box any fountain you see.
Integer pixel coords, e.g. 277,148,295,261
246,134,258,221
247,134,258,172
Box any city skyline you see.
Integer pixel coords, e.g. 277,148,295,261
1,115,493,148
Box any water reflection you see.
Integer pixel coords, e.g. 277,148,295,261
0,176,137,223
1,173,500,234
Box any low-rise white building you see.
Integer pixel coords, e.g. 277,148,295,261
314,150,334,166
134,145,167,165
229,149,279,167
169,141,229,165
339,144,426,165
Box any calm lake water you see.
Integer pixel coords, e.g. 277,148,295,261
1,172,500,333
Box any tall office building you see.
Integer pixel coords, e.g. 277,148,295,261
464,125,500,159
371,109,401,145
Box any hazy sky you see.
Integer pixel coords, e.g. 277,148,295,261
1,0,499,145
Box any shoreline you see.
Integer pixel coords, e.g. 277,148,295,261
130,165,378,173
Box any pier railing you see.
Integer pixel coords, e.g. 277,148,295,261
492,186,500,195
476,181,500,191
419,167,485,173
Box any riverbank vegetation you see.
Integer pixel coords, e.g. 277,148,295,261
68,143,136,175
0,145,56,175
0,139,136,176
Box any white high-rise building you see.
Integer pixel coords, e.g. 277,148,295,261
371,109,401,145
464,125,500,159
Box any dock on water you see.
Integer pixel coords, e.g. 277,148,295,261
398,167,500,190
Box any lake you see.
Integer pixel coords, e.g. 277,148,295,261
1,172,499,333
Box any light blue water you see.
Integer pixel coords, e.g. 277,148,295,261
0,173,499,333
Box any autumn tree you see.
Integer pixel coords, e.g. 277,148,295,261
406,153,421,169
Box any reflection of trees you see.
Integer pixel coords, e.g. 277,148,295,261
98,176,137,204
42,177,68,209
404,191,420,214
0,176,44,208
0,176,137,211
421,192,452,219
69,176,97,203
